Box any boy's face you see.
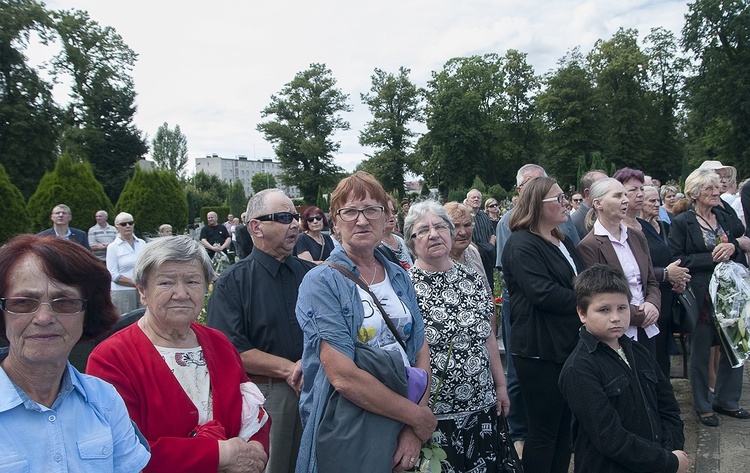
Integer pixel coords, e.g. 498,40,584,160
577,292,630,349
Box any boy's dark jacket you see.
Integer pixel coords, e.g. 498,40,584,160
559,327,684,473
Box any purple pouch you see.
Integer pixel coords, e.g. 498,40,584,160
405,366,428,403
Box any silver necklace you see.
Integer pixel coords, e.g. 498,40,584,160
360,260,378,286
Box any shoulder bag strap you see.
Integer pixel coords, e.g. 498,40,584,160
324,261,407,352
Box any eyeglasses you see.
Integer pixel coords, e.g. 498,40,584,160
701,185,718,193
306,215,324,223
1,297,87,315
487,203,498,208
411,222,451,239
118,221,135,227
254,212,300,224
541,194,566,204
336,206,384,222
572,198,583,203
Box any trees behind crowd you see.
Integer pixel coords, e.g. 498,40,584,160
2,0,748,230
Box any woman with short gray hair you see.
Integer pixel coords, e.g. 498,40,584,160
89,236,270,472
407,200,509,472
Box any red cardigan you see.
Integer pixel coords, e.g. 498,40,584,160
87,322,270,472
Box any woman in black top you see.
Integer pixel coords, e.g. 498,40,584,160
639,185,691,377
501,177,586,473
295,206,334,263
669,168,748,427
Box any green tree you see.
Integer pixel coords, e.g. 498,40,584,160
26,153,112,232
115,167,188,237
0,0,59,199
250,172,277,193
358,67,423,198
0,162,32,241
257,63,351,204
151,122,188,178
53,9,147,203
587,28,656,171
682,0,750,176
537,48,603,187
644,27,688,181
419,54,506,196
193,170,229,205
226,179,247,217
500,49,543,180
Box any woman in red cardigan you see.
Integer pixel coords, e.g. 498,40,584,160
88,236,270,473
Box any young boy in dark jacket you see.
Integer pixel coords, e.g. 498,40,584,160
559,264,688,473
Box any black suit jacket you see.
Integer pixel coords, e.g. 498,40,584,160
668,207,745,302
233,224,253,260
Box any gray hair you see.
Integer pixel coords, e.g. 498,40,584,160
515,164,547,186
660,185,678,200
642,185,658,197
585,178,623,231
114,212,133,225
52,204,72,215
133,235,214,288
404,200,455,252
685,169,719,201
246,188,286,219
96,210,108,218
588,178,621,204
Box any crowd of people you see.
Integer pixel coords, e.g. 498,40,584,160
1,160,750,472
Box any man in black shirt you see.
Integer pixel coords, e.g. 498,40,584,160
199,211,231,259
206,189,315,473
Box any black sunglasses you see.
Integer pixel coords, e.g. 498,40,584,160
118,221,135,226
306,215,324,223
488,203,498,208
254,212,300,224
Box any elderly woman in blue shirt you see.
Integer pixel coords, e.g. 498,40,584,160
0,234,150,472
296,171,436,473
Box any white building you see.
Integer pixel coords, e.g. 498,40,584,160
194,154,300,198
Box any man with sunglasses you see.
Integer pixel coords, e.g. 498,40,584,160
199,211,232,260
37,204,90,250
207,189,315,473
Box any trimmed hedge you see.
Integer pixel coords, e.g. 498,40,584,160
0,163,32,241
115,167,189,237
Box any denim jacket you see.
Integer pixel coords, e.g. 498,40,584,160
295,246,425,473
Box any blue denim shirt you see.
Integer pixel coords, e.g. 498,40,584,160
0,349,150,473
295,246,425,473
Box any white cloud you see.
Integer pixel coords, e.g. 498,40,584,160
42,0,690,174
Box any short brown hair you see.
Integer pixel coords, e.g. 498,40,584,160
329,171,389,225
0,234,118,342
575,264,632,313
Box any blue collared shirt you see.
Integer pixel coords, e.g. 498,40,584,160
0,350,150,473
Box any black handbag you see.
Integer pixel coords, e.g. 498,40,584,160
497,413,523,472
673,284,700,333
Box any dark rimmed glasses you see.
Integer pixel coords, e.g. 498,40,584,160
1,297,87,315
307,215,324,223
118,221,135,227
336,206,384,222
254,212,300,224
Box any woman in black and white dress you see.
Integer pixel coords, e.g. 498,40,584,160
406,200,509,473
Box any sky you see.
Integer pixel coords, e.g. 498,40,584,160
41,0,692,176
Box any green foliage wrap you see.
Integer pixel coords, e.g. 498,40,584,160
26,154,112,232
0,163,32,241
115,167,188,237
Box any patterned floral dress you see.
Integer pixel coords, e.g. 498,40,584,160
409,262,499,473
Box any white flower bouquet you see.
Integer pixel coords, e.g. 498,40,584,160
709,261,750,368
